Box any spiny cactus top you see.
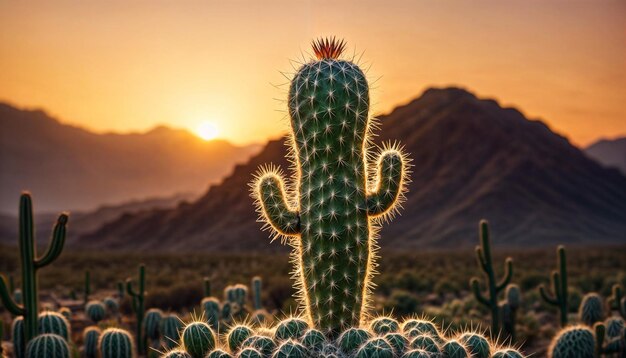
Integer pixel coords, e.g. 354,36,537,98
252,37,409,336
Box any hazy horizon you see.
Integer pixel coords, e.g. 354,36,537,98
1,0,625,146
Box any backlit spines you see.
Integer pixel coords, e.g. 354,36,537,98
181,321,216,358
162,314,183,349
470,220,513,336
252,39,409,337
539,245,569,327
548,325,595,358
0,193,69,348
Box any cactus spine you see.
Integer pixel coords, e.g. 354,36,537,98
0,193,68,349
469,220,513,335
127,264,146,355
253,37,409,336
539,245,569,327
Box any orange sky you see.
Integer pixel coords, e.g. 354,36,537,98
1,0,624,146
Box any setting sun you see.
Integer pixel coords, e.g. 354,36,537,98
196,121,220,141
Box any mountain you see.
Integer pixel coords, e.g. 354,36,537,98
0,192,195,245
0,103,260,213
79,87,626,251
585,137,626,174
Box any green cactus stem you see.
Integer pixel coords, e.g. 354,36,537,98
539,245,569,327
252,37,409,336
84,271,91,305
469,220,513,336
99,328,134,358
161,314,183,349
127,264,146,355
25,333,70,358
203,277,211,298
608,284,626,320
117,281,125,300
0,193,69,350
12,317,24,358
501,284,521,343
83,326,101,358
578,293,604,326
252,277,263,311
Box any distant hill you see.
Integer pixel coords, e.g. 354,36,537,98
0,192,195,245
0,103,260,213
79,87,626,251
585,137,626,174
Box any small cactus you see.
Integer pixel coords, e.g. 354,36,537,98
85,300,106,324
441,340,469,358
84,270,92,305
227,324,254,352
238,347,262,358
338,327,372,353
11,317,24,358
203,277,212,298
0,193,69,347
301,328,326,351
144,308,163,341
608,284,626,320
207,349,232,358
161,314,183,349
492,349,524,358
99,328,135,358
181,321,215,358
539,245,569,327
251,276,263,311
470,220,514,336
241,336,276,357
408,334,440,353
355,337,394,358
383,332,409,355
83,326,101,358
274,317,309,341
370,317,400,335
578,293,604,326
201,297,221,330
458,332,490,358
104,297,120,314
38,311,70,340
548,325,595,358
25,333,70,358
272,340,308,358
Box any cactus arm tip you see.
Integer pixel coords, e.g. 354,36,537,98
0,274,24,315
366,148,407,217
126,278,138,297
34,212,69,268
254,169,300,237
496,257,514,291
539,284,558,305
470,277,489,306
475,246,488,273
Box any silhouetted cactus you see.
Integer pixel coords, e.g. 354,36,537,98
181,321,215,358
99,328,134,358
83,326,101,358
85,300,106,324
117,281,125,300
25,333,70,358
252,37,409,337
539,245,569,327
127,264,146,355
579,293,604,326
470,220,513,336
0,193,68,349
501,284,521,343
38,311,70,340
204,277,212,298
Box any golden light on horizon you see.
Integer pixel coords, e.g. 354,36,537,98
196,121,220,141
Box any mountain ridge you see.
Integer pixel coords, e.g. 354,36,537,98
77,87,626,251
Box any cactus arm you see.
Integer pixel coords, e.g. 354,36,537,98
0,274,24,315
367,150,405,216
539,284,559,305
475,247,488,273
496,258,514,292
470,278,489,306
203,277,211,297
34,214,68,268
257,173,300,235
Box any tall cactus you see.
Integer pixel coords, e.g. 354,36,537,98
539,245,569,326
0,193,69,349
203,277,211,298
469,220,513,336
252,276,263,311
84,270,91,305
252,37,409,336
127,264,146,355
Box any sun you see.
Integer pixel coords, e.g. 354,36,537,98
196,121,220,141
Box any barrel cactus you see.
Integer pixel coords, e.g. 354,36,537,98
11,317,24,358
181,321,216,358
99,328,134,358
161,314,184,349
355,337,395,358
83,326,101,358
274,317,309,341
38,311,70,340
578,293,604,326
252,37,409,337
144,308,163,341
548,325,595,358
163,350,192,358
492,349,524,358
201,297,221,330
227,324,254,352
272,340,308,358
85,300,106,324
25,333,70,358
458,332,490,358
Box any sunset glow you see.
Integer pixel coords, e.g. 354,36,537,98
0,1,624,146
196,121,220,141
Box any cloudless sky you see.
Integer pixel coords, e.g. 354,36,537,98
1,0,624,146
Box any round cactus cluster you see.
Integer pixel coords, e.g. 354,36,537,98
159,316,523,358
85,300,107,324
